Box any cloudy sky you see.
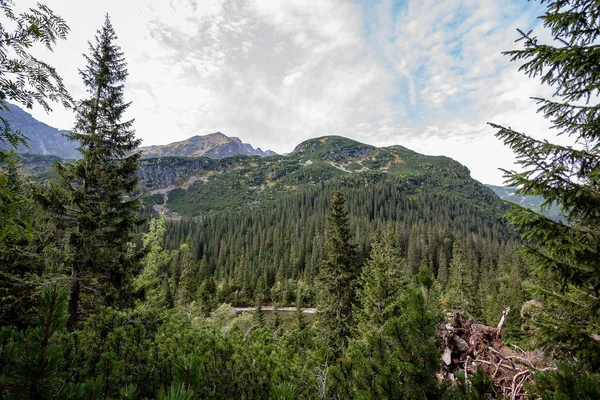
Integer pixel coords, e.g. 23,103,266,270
20,0,563,185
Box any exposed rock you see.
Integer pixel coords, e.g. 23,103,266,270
140,132,277,159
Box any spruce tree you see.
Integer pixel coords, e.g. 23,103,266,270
355,228,403,331
444,241,478,316
490,0,600,370
43,15,141,331
177,242,199,307
336,268,442,399
254,297,266,328
315,191,359,353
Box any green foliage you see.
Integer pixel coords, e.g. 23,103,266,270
39,15,142,330
355,228,403,331
172,353,202,393
529,362,600,400
270,381,297,400
491,0,600,369
176,242,199,307
331,268,442,399
449,366,496,400
0,284,68,399
0,1,71,327
0,154,41,325
135,217,176,309
444,240,481,318
254,298,266,328
316,191,359,354
157,383,194,400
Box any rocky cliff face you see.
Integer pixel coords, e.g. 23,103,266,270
137,157,215,190
136,155,261,192
0,103,79,159
140,132,276,159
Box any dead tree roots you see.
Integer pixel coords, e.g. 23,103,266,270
439,307,553,399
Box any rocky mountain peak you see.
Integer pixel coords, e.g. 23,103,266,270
140,132,276,159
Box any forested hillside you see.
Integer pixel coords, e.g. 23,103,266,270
1,1,599,399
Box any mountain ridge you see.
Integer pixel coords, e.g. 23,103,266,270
0,103,276,161
21,134,501,221
140,132,277,159
133,135,499,219
485,184,561,220
0,103,78,159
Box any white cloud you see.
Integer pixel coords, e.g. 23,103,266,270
16,0,571,185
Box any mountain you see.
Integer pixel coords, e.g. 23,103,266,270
485,184,561,220
0,102,78,159
23,135,507,222
140,132,277,159
22,135,517,308
135,135,505,219
0,104,275,161
134,135,517,310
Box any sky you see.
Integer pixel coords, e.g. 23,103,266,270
17,0,566,185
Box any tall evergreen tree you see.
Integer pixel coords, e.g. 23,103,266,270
355,228,403,331
444,240,479,318
42,15,141,331
315,191,359,353
177,242,199,307
491,0,600,370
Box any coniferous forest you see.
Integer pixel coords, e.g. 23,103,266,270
1,0,599,398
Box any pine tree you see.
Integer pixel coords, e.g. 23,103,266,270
444,241,479,318
355,229,403,331
315,191,359,353
177,242,199,307
336,268,442,399
43,15,141,331
294,290,306,331
0,284,68,399
198,277,217,316
254,297,266,328
490,0,600,370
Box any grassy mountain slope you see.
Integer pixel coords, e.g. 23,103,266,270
136,136,504,223
20,135,506,225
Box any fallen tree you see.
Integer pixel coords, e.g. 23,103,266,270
439,307,555,399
